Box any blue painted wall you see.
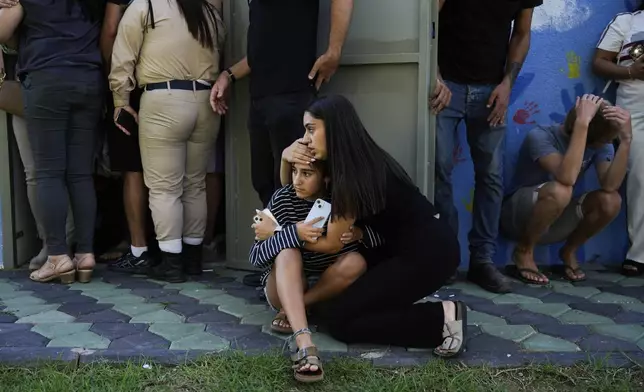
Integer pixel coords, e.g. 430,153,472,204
453,0,634,267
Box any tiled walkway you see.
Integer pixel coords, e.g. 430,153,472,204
1,264,644,367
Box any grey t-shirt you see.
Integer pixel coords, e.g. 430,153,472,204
508,125,615,195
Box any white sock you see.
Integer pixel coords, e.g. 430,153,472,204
159,239,182,254
131,245,148,258
183,237,203,246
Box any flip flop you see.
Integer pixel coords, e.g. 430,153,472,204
507,266,549,286
563,265,586,282
622,260,644,277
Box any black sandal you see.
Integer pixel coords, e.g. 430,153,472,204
563,265,586,282
622,260,644,277
290,328,324,383
434,301,467,358
506,265,549,286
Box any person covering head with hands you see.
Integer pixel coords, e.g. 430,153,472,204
593,4,644,276
209,0,353,207
432,0,542,293
502,95,628,284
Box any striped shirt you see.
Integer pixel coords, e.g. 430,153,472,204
249,185,383,284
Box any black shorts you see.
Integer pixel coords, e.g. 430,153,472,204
106,88,143,173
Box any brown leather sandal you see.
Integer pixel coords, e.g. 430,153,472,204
270,311,291,334
290,328,324,383
29,256,76,284
74,254,96,283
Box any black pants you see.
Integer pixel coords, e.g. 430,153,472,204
22,69,104,255
248,90,315,207
320,232,461,348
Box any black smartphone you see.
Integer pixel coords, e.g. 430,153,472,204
116,108,138,136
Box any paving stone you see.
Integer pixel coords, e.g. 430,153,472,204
214,281,248,290
618,277,644,287
68,282,117,291
468,311,507,326
519,303,571,317
199,294,246,307
112,281,164,290
467,304,520,318
578,334,641,352
90,323,148,340
589,292,640,304
568,303,623,319
2,304,59,318
129,310,185,323
446,293,496,305
571,279,618,289
591,324,644,343
466,334,520,352
96,294,146,304
218,303,267,319
260,324,289,341
166,304,215,318
623,303,644,313
0,291,35,300
30,290,78,301
57,303,114,317
535,325,590,342
224,288,262,301
82,289,132,300
521,333,580,352
584,271,626,283
112,303,164,317
44,293,98,304
603,286,644,302
311,333,348,352
212,268,248,280
16,310,75,324
32,323,92,339
0,313,18,323
492,294,542,305
557,310,614,325
539,292,588,304
449,283,500,300
504,311,561,326
552,286,601,299
614,311,644,324
205,323,261,340
148,294,199,305
148,324,205,341
547,280,574,289
204,276,236,285
230,332,284,351
638,338,644,351
509,284,552,298
109,332,170,350
241,310,275,326
0,331,50,347
0,324,33,334
162,282,209,291
77,348,201,365
188,310,238,324
1,296,46,307
170,332,229,351
48,331,110,349
76,309,131,323
129,289,180,299
480,325,536,343
179,289,225,301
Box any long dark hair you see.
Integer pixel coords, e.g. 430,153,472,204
66,0,103,22
176,0,223,50
306,95,415,219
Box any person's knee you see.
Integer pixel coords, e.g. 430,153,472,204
539,181,573,209
591,190,622,219
330,253,367,283
275,248,303,267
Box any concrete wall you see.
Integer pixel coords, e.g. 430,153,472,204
453,0,634,267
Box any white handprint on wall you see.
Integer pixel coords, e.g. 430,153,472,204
532,0,592,32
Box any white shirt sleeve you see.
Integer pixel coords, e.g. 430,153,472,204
597,13,632,53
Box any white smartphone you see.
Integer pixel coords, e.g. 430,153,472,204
255,209,278,225
305,199,332,229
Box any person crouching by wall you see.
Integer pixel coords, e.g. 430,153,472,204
109,0,226,283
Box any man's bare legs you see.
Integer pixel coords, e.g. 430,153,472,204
124,172,147,250
514,182,573,283
559,190,621,280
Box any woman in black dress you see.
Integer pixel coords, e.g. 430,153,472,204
282,95,466,357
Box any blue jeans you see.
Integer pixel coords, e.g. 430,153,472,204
434,80,505,266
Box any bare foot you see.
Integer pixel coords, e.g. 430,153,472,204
513,247,549,284
559,248,586,281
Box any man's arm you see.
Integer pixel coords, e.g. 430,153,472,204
504,8,535,87
536,121,589,187
100,2,126,70
0,4,23,43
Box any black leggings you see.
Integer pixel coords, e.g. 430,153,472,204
320,235,460,348
22,69,104,255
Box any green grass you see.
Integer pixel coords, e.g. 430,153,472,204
0,352,642,392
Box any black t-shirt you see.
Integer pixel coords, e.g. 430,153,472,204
247,0,319,98
438,0,542,85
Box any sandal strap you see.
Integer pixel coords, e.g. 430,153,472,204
291,327,311,341
291,345,320,362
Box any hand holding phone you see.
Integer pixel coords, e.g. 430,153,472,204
305,199,332,229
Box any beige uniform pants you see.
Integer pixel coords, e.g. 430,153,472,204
626,112,644,265
139,88,220,253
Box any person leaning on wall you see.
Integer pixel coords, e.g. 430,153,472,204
592,3,644,277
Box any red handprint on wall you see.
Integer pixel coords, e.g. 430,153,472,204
513,101,540,125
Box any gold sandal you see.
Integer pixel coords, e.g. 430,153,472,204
290,328,324,383
434,301,467,358
29,256,76,284
74,254,96,283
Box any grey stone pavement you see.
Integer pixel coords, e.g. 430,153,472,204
1,262,644,368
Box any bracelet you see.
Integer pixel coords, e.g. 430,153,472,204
224,68,236,83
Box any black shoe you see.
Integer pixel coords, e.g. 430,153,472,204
445,271,458,286
148,251,186,283
467,263,512,293
108,251,150,274
182,243,203,276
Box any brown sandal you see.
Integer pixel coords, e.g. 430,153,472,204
291,328,324,383
29,256,76,284
270,311,292,334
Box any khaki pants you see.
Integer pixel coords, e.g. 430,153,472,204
139,89,220,252
626,112,644,264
